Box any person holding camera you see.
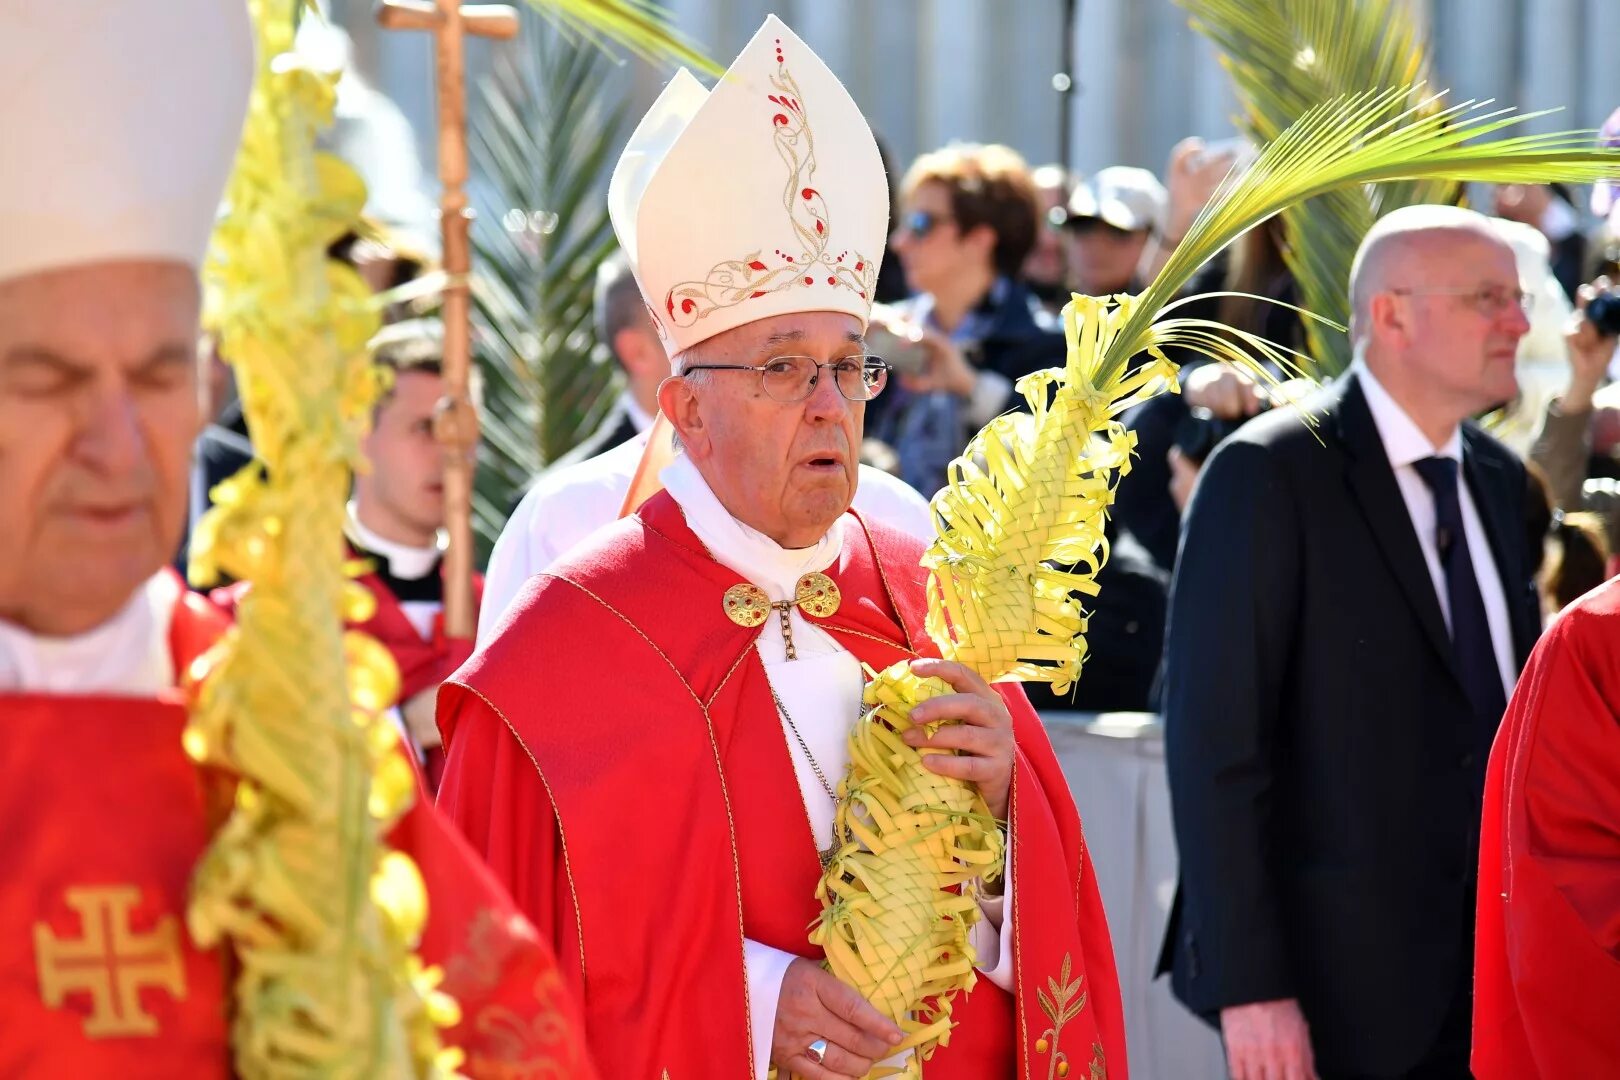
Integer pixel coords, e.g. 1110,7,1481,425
1529,275,1620,510
868,143,1067,496
1161,205,1545,1080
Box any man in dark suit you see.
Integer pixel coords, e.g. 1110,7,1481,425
1160,204,1544,1080
544,251,664,472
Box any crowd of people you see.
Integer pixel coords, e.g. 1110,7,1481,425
10,2,1620,1078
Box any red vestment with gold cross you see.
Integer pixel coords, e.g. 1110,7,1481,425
0,571,594,1078
437,492,1129,1079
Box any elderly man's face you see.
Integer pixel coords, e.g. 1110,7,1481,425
662,311,867,548
1386,232,1529,414
0,261,202,635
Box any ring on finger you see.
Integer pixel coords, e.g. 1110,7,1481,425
806,1038,828,1065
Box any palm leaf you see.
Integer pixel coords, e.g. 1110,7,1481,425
519,0,721,76
1180,0,1454,375
469,22,629,560
1104,90,1620,387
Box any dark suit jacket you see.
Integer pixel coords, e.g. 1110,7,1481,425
1158,373,1542,1076
550,397,641,471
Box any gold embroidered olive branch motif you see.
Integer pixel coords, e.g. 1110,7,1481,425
664,39,876,330
1035,953,1103,1080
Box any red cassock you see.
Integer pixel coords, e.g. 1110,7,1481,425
0,570,594,1078
1474,576,1620,1078
438,492,1128,1079
217,554,485,790
347,560,485,706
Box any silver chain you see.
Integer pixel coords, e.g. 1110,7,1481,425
768,685,838,802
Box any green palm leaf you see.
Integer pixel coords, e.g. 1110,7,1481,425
519,0,721,76
1179,0,1455,375
469,24,629,559
1098,89,1620,387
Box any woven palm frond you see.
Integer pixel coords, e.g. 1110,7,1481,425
185,3,458,1075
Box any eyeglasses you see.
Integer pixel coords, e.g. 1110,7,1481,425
1389,285,1533,317
900,209,952,238
681,354,892,403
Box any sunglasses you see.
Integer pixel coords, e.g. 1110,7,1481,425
900,209,953,238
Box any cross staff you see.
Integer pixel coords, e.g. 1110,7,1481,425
375,0,519,643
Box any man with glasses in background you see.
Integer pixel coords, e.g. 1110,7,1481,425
438,17,1126,1079
1161,204,1543,1080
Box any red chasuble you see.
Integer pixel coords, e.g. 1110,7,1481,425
1474,577,1620,1078
438,491,1128,1079
0,572,593,1078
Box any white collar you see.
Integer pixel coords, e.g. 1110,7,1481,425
0,571,178,695
622,392,657,435
1354,361,1462,468
659,453,844,601
346,501,443,581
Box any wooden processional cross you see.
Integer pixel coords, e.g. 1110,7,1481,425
376,0,519,642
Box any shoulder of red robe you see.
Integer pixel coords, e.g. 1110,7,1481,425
1473,575,1620,1079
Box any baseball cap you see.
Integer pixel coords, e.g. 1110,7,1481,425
1066,166,1168,234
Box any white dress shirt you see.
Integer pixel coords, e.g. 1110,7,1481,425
0,571,180,695
1356,365,1516,698
477,436,938,645
659,454,1011,1078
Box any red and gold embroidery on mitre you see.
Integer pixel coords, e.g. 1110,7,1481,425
664,36,879,330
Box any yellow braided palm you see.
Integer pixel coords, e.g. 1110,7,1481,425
813,88,1620,1077
184,3,458,1076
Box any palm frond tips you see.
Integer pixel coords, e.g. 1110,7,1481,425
1178,0,1453,375
1103,89,1620,387
519,0,721,76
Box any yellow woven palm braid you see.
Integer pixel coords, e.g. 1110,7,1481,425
811,87,1620,1078
183,3,459,1076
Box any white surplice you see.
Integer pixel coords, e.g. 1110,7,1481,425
0,571,180,695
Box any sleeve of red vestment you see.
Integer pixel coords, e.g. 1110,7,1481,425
435,688,584,976
1518,618,1620,950
1474,599,1620,1079
389,717,596,1079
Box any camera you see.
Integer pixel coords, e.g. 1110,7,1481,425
1588,290,1620,336
1173,405,1254,466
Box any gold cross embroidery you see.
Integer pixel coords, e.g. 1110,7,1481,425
34,885,188,1038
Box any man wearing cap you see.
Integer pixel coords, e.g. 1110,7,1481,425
1064,165,1168,295
0,4,590,1074
438,16,1127,1080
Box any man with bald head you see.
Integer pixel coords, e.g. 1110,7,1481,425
1160,204,1544,1080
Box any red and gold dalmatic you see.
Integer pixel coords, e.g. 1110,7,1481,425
438,495,1127,1078
0,574,594,1078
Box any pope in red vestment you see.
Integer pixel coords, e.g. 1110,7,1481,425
1474,576,1620,1077
440,18,1126,1077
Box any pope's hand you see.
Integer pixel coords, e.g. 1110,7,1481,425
901,658,1016,821
1220,998,1319,1080
772,957,903,1080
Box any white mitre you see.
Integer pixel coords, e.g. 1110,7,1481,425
608,15,889,358
0,0,254,284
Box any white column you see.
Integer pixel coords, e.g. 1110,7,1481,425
919,0,994,148
1520,0,1581,134
1431,0,1516,106
1188,34,1237,143
1073,0,1125,174
994,0,1064,165
1582,0,1620,130
858,1,923,172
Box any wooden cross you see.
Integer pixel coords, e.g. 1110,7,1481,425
376,0,519,642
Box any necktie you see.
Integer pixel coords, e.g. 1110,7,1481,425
1412,456,1506,730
